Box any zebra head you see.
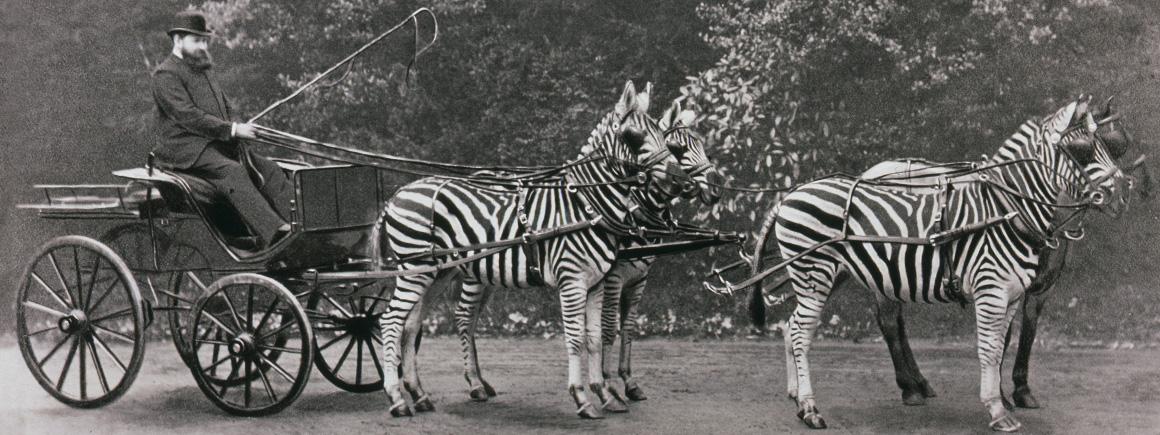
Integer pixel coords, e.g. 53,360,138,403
1044,96,1132,218
571,81,686,227
611,81,687,201
659,99,722,206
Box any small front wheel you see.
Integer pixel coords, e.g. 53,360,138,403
187,273,313,416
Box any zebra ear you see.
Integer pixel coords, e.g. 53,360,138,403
676,109,697,127
638,82,652,114
659,100,680,131
615,81,637,117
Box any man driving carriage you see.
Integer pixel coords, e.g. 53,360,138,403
151,10,291,250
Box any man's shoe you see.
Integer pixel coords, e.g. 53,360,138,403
268,224,292,247
228,236,261,251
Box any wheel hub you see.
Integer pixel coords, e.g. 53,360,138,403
229,333,256,357
345,314,378,339
58,310,89,334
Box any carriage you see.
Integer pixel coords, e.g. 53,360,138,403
14,158,403,415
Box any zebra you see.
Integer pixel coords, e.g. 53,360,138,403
765,98,1129,432
744,98,1143,410
375,81,691,419
446,99,722,405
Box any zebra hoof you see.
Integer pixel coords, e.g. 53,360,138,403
625,384,648,401
469,386,490,402
919,380,938,398
388,401,413,418
1012,387,1040,409
797,409,828,429
602,396,629,413
483,380,498,397
577,402,604,419
989,412,1023,432
413,396,436,413
902,390,927,406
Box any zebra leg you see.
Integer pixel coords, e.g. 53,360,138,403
895,308,937,399
618,275,648,401
598,266,630,408
875,300,928,406
782,319,797,402
456,280,494,401
975,287,1023,432
587,280,627,413
401,297,434,412
379,271,437,418
560,282,602,419
1012,292,1046,409
787,285,832,429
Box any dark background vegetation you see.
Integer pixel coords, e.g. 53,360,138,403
2,0,1157,343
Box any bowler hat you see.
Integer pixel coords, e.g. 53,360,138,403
167,11,214,37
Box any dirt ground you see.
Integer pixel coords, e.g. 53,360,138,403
1,336,1157,435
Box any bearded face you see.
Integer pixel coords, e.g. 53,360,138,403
174,33,213,71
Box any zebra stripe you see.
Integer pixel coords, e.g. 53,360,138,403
446,100,722,404
771,99,1128,431
376,81,687,418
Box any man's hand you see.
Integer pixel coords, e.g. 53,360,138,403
233,123,258,140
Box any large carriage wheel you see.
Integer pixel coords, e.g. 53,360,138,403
307,281,392,393
188,273,313,416
16,236,147,408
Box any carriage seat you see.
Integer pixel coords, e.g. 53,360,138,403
113,167,259,240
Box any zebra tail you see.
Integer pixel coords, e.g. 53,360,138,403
747,200,782,332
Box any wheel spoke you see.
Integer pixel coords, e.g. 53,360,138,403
217,289,245,332
56,336,80,391
318,331,352,351
155,288,194,306
201,312,238,336
256,360,278,403
30,272,71,310
256,352,295,383
91,324,135,344
26,325,58,338
217,358,242,398
333,335,357,374
78,334,87,400
257,320,295,342
246,285,255,329
184,271,209,295
86,275,123,314
371,334,384,346
355,336,364,384
366,285,388,314
253,298,281,336
90,308,134,324
243,358,252,408
47,251,77,307
209,330,223,377
84,256,103,310
256,344,301,354
195,338,231,347
72,247,84,309
86,336,110,394
322,294,354,318
90,332,127,372
368,338,384,376
201,352,235,374
37,334,72,367
22,300,67,318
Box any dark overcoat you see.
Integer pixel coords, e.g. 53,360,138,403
151,54,234,169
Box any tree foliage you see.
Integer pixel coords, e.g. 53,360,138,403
680,0,1121,221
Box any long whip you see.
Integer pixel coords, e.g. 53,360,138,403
247,7,439,123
